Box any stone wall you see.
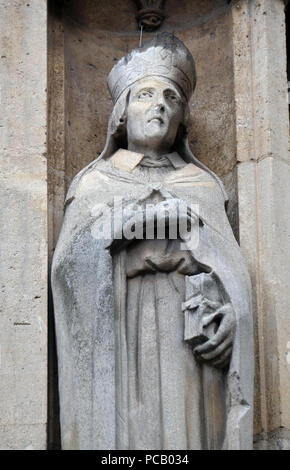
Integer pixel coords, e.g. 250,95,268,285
0,0,47,449
232,0,290,449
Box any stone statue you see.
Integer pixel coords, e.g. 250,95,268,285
52,33,253,450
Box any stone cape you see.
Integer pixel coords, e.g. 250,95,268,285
51,156,253,450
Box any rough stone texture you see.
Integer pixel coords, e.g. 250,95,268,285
256,157,290,431
47,2,65,448
233,0,290,443
236,161,262,435
254,428,290,450
0,0,47,449
232,0,289,165
48,0,65,262
220,169,239,242
0,424,46,451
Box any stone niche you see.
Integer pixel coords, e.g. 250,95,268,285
47,0,238,447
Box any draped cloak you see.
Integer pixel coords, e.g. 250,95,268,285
51,145,254,450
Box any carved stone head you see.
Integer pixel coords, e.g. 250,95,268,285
105,33,196,154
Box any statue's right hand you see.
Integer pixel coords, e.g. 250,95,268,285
194,304,236,369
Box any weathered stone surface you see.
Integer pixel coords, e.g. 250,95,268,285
48,1,65,261
220,169,239,241
254,428,290,450
0,424,46,450
0,0,47,449
237,156,290,437
0,0,47,158
232,0,288,164
233,0,290,445
257,156,290,431
236,160,262,435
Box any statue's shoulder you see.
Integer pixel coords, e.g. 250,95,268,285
169,160,229,210
64,158,104,208
169,161,223,186
190,161,229,207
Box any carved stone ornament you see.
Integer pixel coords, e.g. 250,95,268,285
52,33,254,450
134,0,166,31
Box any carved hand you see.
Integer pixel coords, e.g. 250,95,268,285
194,303,236,369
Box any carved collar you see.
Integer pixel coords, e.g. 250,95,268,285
109,149,186,172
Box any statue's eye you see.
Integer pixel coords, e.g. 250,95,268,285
166,93,179,103
138,90,153,99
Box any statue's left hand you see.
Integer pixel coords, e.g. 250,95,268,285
194,304,236,369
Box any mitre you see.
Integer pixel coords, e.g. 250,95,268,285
107,32,196,104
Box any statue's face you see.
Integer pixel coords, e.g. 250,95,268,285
126,78,184,152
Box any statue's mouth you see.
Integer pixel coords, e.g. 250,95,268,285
148,116,164,124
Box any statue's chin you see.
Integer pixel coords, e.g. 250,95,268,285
144,125,169,145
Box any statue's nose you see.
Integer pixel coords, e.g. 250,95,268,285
154,102,165,113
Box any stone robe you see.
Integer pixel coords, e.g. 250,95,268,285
51,150,253,450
